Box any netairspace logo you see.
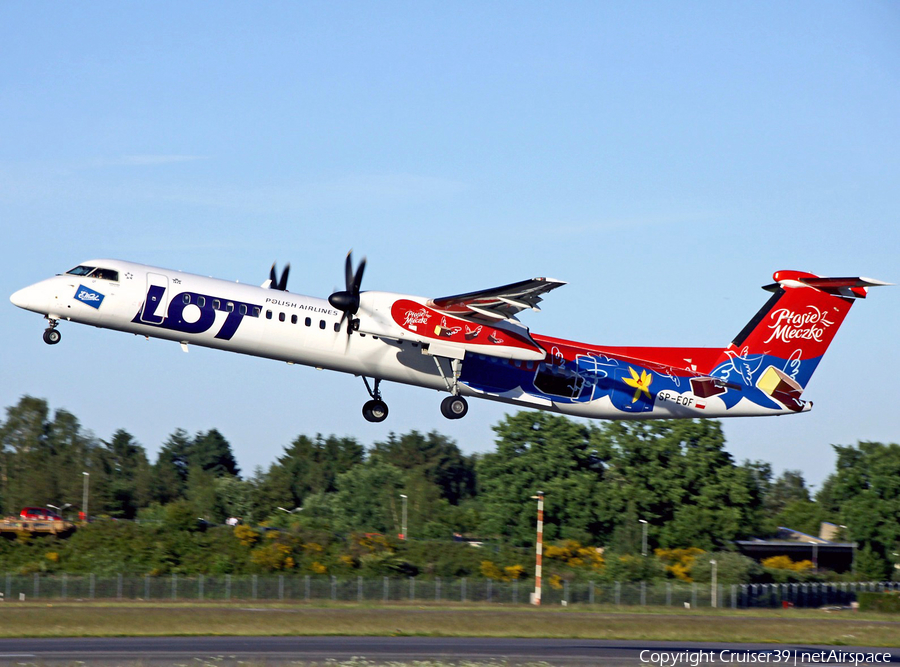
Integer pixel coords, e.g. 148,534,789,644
639,649,893,666
75,285,105,309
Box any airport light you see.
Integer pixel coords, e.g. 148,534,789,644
639,519,648,556
399,494,408,540
531,492,544,606
710,559,718,608
82,472,89,523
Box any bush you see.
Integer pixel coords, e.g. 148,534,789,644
857,591,900,613
690,551,762,584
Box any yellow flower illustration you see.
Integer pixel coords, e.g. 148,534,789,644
623,367,653,403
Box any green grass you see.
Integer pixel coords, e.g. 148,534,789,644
0,601,898,646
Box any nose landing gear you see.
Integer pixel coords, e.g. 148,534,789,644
42,319,61,345
362,399,389,422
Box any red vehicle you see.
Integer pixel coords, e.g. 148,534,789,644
19,507,62,521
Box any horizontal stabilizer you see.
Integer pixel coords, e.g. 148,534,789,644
764,271,892,299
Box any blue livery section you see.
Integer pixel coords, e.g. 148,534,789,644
75,285,105,309
133,288,262,341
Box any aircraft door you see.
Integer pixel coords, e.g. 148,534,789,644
141,273,169,324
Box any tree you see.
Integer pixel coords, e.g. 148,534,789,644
0,396,50,513
595,419,768,550
477,412,614,545
0,397,100,515
478,414,768,551
765,470,810,515
190,429,240,478
153,429,192,504
254,434,364,512
824,441,900,566
372,431,476,504
328,460,407,535
97,429,152,519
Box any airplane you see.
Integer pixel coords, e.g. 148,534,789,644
9,254,889,422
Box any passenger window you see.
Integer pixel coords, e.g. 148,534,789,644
333,322,341,332
213,299,221,310
305,317,311,327
226,302,234,313
279,312,286,322
291,314,297,324
252,306,260,317
239,304,247,315
198,297,206,307
266,310,272,320
182,294,191,304
319,320,326,330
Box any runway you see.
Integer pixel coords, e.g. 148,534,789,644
0,636,897,666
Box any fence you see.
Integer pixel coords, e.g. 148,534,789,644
2,574,897,608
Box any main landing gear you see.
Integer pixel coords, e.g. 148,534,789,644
42,319,61,345
432,355,468,420
358,375,469,422
361,377,388,423
441,395,468,419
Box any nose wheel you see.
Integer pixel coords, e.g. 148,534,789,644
362,399,389,422
42,320,61,345
441,395,468,419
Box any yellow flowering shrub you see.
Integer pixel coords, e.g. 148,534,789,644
655,547,705,582
762,555,813,572
544,540,604,571
233,524,259,547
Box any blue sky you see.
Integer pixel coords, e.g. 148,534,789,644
2,2,897,489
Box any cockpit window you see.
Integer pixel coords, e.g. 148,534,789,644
90,268,119,281
66,265,119,281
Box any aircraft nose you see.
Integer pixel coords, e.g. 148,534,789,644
10,286,33,310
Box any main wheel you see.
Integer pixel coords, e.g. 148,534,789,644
43,328,61,345
362,399,389,423
441,395,468,419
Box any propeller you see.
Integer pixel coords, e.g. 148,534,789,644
268,262,290,291
328,251,366,334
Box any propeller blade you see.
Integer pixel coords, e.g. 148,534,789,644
345,251,354,292
329,250,367,336
269,263,277,287
278,263,290,291
352,257,366,294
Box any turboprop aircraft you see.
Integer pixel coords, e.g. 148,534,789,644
9,254,888,422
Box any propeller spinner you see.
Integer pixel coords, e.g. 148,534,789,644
328,251,366,334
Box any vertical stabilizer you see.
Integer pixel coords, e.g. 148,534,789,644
709,271,887,411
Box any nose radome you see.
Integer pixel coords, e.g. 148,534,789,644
10,286,33,310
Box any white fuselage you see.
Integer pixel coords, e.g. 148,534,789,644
10,258,805,420
11,259,458,395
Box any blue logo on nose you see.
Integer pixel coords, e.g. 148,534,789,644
75,285,105,309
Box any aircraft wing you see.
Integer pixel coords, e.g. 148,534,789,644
427,277,566,322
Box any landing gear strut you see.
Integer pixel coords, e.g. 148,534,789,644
431,355,468,419
42,319,61,345
361,377,388,423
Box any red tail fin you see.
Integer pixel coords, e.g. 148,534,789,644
712,271,887,393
